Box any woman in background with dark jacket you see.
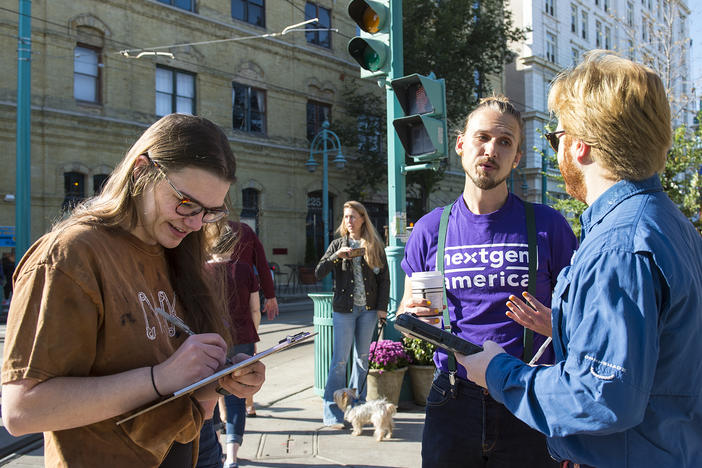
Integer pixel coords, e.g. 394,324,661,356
315,200,389,427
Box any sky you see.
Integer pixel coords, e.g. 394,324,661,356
691,2,702,111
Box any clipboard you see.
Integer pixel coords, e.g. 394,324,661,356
116,331,316,425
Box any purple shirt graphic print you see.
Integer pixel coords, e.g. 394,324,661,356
402,194,577,378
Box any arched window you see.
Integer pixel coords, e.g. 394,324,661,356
241,188,260,234
63,171,86,211
93,174,109,195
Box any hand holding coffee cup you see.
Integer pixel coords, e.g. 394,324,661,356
409,271,445,327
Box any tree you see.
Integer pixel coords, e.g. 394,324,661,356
403,0,527,210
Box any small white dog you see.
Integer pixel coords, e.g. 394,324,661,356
333,388,396,441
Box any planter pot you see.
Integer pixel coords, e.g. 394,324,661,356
298,266,317,285
408,364,435,406
366,367,408,406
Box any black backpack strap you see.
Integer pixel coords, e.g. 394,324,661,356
522,201,537,363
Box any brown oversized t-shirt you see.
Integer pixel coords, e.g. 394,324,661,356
2,223,204,467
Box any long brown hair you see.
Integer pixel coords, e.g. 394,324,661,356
336,200,386,270
52,114,236,339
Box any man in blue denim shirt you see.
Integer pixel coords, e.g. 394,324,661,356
457,51,702,467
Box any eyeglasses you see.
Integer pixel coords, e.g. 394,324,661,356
146,155,229,223
545,130,566,153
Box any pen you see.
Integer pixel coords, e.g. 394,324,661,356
155,308,195,336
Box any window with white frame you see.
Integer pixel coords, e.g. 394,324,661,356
155,66,195,116
306,100,331,141
571,4,578,33
642,17,648,41
74,44,101,103
605,26,611,49
232,82,266,133
596,20,602,48
545,0,554,16
546,31,557,63
581,11,588,40
628,39,635,60
627,2,634,26
571,47,580,66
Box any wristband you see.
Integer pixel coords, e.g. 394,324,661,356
150,366,165,398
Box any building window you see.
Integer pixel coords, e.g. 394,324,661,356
157,0,194,11
545,0,554,16
595,0,599,7
627,2,634,26
156,66,195,116
605,26,611,49
604,0,610,12
63,172,85,211
595,21,602,48
628,39,635,60
581,11,588,40
571,47,580,66
232,0,264,27
306,101,331,141
93,174,109,195
571,4,578,33
357,115,382,153
241,188,260,234
305,2,331,48
546,32,557,63
232,82,266,134
642,17,648,41
74,45,101,103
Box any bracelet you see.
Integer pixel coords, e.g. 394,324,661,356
150,366,165,398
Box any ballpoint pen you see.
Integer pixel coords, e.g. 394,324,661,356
155,308,195,336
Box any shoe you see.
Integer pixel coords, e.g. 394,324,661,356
223,463,238,468
246,408,257,417
325,422,345,429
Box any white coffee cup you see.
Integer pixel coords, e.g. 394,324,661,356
410,271,445,327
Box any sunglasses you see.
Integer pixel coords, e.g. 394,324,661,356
545,130,566,152
145,155,229,223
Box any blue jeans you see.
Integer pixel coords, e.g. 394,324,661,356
421,372,558,468
224,342,255,445
322,305,378,425
195,419,222,468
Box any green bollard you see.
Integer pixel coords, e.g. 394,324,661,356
310,293,334,397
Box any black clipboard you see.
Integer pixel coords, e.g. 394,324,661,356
116,331,316,425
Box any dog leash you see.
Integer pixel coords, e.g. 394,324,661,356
356,318,386,401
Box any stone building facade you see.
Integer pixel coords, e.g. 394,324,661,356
1,0,467,269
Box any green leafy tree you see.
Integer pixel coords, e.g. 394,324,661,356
660,122,702,233
403,0,527,210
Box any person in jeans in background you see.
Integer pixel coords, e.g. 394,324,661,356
315,200,390,428
458,51,702,467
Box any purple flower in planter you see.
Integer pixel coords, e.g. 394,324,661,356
369,340,411,374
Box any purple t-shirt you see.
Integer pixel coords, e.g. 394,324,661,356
401,194,577,378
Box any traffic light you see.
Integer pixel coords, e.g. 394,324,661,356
347,0,390,79
391,73,448,162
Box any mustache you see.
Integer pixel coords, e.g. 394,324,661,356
477,157,499,167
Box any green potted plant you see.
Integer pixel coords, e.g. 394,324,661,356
366,339,411,406
402,337,437,406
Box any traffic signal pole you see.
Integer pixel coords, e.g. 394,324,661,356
16,0,32,261
384,0,404,339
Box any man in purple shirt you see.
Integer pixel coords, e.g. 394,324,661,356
400,96,577,467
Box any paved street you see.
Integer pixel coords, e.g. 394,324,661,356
0,297,425,467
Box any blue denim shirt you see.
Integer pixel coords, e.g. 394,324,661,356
486,175,702,467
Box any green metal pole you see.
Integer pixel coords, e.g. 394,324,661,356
16,0,32,260
384,0,404,340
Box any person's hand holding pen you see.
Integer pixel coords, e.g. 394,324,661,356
151,309,264,399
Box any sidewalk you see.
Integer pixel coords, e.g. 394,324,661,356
0,296,425,467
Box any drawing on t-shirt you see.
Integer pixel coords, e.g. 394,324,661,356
137,290,178,340
443,243,536,291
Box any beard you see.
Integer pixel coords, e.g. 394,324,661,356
467,158,510,190
559,147,587,203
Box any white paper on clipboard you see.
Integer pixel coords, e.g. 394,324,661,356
116,331,316,425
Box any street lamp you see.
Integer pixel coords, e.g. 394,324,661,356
306,121,346,291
